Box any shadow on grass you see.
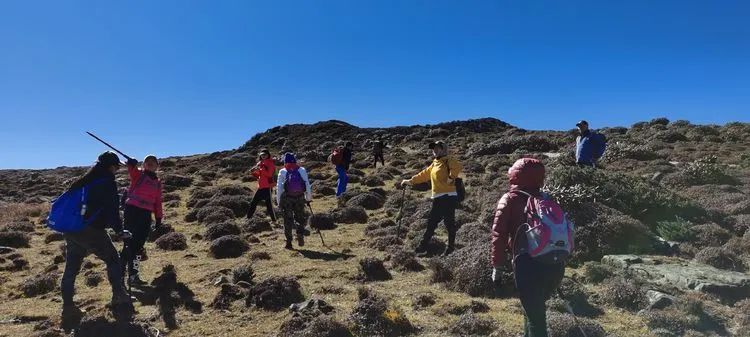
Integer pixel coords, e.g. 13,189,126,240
297,249,355,261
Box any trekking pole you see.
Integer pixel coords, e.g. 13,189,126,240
306,202,327,248
395,185,408,238
86,131,133,161
556,288,589,337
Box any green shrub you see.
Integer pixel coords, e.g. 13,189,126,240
656,217,695,242
603,142,661,162
679,156,735,186
546,166,705,226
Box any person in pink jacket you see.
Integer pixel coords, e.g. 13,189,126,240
121,155,163,287
247,149,277,222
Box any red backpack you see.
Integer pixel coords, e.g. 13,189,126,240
329,147,344,166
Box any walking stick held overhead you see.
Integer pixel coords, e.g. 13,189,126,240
86,131,133,161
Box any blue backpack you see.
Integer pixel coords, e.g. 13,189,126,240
47,179,105,233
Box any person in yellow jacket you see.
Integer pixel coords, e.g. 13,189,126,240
401,140,463,256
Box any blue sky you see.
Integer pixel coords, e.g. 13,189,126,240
1,1,748,169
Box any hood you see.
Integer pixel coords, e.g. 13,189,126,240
507,158,545,190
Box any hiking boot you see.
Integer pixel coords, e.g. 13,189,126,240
441,246,455,257
414,243,428,255
128,274,147,287
285,240,293,250
302,228,311,236
297,236,305,247
61,304,84,332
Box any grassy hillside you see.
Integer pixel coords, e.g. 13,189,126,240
1,117,749,337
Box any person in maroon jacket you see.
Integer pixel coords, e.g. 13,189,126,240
491,158,565,337
121,155,163,287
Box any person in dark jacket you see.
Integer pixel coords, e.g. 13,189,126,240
61,152,133,329
335,142,354,197
575,120,607,167
491,158,565,337
372,138,387,168
121,155,163,287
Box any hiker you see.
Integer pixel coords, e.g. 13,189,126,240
329,142,354,198
372,137,387,168
276,153,312,249
401,141,462,256
60,152,133,324
575,120,607,168
121,155,163,287
491,158,572,337
247,148,277,222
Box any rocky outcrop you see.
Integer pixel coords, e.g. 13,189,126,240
603,255,750,303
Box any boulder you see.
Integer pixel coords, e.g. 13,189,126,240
603,255,750,303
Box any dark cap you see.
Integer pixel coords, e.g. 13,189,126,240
97,151,123,167
143,155,158,164
576,120,589,127
259,148,270,155
428,140,446,150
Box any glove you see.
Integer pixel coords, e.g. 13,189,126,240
126,158,138,166
119,230,133,240
152,218,162,231
491,266,506,285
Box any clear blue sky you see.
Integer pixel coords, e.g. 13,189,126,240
1,1,748,169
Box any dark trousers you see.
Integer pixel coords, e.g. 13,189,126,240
121,205,151,277
421,195,458,248
281,194,307,242
373,152,385,167
62,226,127,305
248,188,276,221
514,254,566,337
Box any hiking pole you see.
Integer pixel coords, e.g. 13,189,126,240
556,288,589,337
306,202,327,247
395,185,408,238
86,131,133,161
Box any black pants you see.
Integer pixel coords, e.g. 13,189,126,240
421,195,457,248
121,204,151,277
373,152,385,167
248,188,276,221
514,254,565,337
62,226,127,305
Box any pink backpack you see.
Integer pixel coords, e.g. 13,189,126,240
516,190,575,264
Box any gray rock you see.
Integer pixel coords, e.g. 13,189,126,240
602,255,750,303
645,290,676,310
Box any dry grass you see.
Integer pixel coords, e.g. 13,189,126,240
0,169,656,337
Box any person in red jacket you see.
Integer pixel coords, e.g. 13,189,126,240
121,155,163,287
247,149,277,222
491,158,565,337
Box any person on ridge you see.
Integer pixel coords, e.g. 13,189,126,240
329,141,354,198
247,148,277,222
491,158,570,337
401,140,462,256
575,120,607,168
372,137,387,168
276,153,312,249
121,154,163,287
61,152,133,329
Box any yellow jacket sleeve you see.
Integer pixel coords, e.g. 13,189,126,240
410,163,433,185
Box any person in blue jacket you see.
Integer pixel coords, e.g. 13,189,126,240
575,120,607,168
